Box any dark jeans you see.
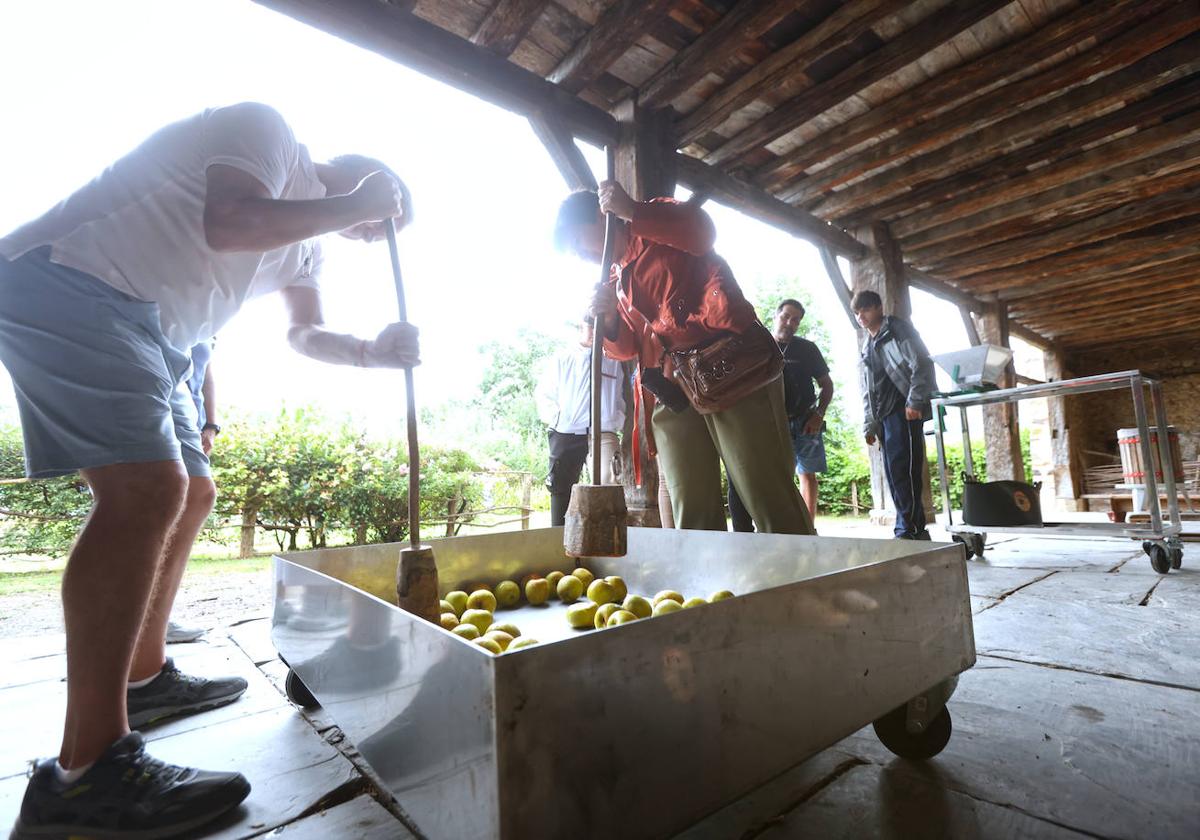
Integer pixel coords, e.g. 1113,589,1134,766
546,430,589,527
727,480,754,532
879,410,928,538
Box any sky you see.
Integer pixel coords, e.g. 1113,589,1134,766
0,0,989,443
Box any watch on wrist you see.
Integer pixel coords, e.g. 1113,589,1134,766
201,423,222,436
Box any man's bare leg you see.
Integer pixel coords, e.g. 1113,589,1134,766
59,461,188,770
799,473,819,522
129,476,217,682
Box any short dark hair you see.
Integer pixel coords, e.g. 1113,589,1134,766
851,290,882,311
777,298,804,314
554,190,599,251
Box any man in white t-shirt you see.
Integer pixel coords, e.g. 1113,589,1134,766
535,317,626,525
0,102,420,839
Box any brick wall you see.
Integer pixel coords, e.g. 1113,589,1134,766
1068,339,1200,467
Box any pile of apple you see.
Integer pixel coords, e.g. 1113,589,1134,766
437,584,535,655
437,568,735,654
553,567,733,631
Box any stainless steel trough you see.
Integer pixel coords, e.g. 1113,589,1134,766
272,527,974,839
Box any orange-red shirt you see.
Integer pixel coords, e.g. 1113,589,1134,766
603,198,758,368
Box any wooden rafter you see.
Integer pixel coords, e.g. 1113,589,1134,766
637,0,799,109
701,0,1012,168
896,138,1200,253
253,0,617,145
1005,258,1200,310
803,28,1200,217
470,0,550,57
547,0,675,94
675,0,906,147
673,153,865,258
817,245,859,330
753,0,1169,189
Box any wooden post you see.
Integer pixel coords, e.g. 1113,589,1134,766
239,505,257,559
445,493,461,537
850,480,860,517
850,221,936,527
521,473,532,530
1043,349,1085,511
974,302,1025,482
612,98,678,528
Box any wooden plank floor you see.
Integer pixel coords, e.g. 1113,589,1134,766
2,532,1198,838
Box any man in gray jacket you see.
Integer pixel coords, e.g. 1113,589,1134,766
853,290,935,540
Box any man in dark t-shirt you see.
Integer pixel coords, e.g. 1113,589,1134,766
729,298,834,529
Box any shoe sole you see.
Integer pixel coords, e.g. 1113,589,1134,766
127,687,248,729
9,776,251,840
165,633,204,644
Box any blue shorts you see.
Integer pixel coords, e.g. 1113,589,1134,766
788,419,827,474
0,249,209,479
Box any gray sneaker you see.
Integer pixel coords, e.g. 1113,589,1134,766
10,732,250,839
127,658,248,729
165,620,205,644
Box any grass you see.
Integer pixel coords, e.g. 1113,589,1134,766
0,552,272,598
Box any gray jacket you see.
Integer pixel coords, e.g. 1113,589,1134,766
860,315,936,438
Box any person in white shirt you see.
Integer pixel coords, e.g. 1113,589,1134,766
536,317,626,526
0,102,419,839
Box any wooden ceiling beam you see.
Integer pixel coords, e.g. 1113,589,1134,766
1014,280,1200,323
753,0,1167,190
895,138,1200,253
674,153,865,258
1064,324,1198,350
970,237,1200,296
547,0,675,94
1028,298,1200,335
637,0,800,110
893,109,1200,242
805,30,1200,218
927,190,1200,278
702,0,1016,168
904,164,1200,264
675,0,906,147
967,216,1200,286
252,0,617,146
1001,258,1200,307
470,0,550,57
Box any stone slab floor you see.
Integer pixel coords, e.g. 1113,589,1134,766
2,534,1197,839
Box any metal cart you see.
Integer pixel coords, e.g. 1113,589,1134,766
272,526,974,839
932,369,1185,573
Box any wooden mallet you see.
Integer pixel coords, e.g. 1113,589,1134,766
564,150,628,559
385,217,440,622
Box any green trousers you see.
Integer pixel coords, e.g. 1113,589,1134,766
652,378,815,534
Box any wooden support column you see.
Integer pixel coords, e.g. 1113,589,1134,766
850,222,935,527
1043,349,1085,512
974,302,1025,482
613,100,677,528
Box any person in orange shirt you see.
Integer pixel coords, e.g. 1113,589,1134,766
554,181,813,535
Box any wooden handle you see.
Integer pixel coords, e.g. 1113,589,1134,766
592,148,618,486
385,220,421,548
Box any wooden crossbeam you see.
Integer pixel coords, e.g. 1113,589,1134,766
471,0,550,57
1065,323,1198,349
896,137,1200,253
528,115,597,191
804,28,1200,218
752,0,1168,189
817,245,860,330
1014,275,1200,321
1028,295,1200,335
547,0,675,94
637,0,799,109
675,0,905,147
929,188,1200,278
674,153,866,258
701,0,1012,168
252,0,617,146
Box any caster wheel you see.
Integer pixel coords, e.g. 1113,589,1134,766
873,704,952,760
284,669,319,709
1144,542,1171,574
1169,547,1183,570
970,533,987,559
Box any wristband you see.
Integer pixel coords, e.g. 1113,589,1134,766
201,423,222,436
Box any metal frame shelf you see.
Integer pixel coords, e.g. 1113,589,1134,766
932,370,1185,573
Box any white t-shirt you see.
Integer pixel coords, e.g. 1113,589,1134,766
0,102,325,351
535,347,626,435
